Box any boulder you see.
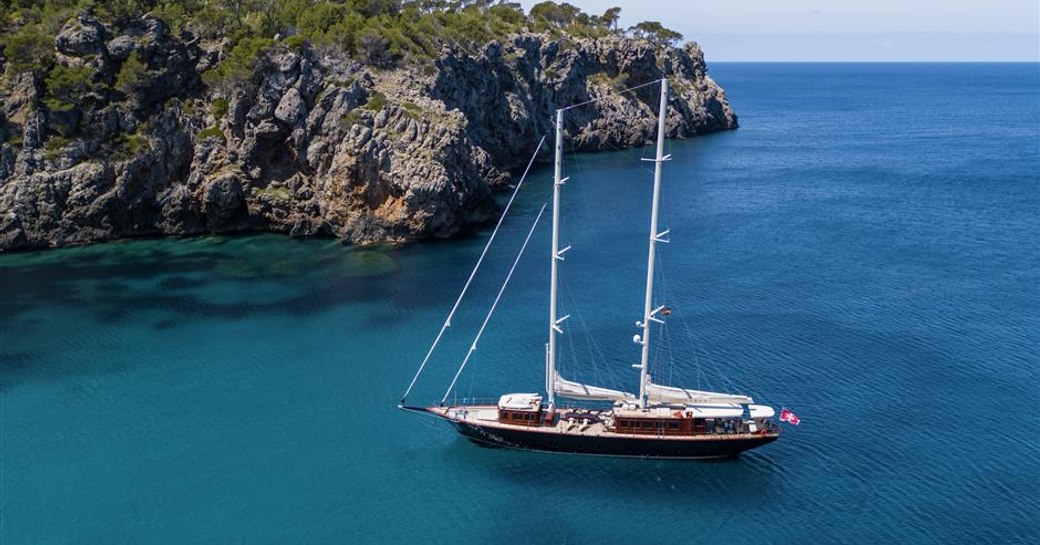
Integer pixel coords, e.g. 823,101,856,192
55,16,107,58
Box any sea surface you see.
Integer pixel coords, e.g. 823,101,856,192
2,63,1038,544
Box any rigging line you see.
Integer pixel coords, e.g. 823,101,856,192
565,283,604,390
400,133,549,404
561,267,622,391
559,271,591,369
659,252,713,391
676,301,740,394
564,273,618,387
666,321,676,387
656,253,676,387
441,202,549,405
561,78,665,112
656,215,745,395
564,299,579,381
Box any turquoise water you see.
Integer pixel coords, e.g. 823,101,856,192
2,64,1038,544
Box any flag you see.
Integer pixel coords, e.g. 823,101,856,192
780,408,800,426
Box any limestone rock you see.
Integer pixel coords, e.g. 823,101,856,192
0,28,737,252
55,16,107,58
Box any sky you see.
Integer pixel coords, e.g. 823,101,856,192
519,0,1040,61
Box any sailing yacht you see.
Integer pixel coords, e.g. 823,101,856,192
400,79,780,459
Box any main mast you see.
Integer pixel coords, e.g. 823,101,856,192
546,108,566,404
636,79,670,408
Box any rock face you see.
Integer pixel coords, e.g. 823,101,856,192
0,16,737,252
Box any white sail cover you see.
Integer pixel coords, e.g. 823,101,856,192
554,372,636,402
683,404,746,418
646,379,754,405
748,404,776,418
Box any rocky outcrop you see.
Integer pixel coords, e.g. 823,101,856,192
0,16,737,252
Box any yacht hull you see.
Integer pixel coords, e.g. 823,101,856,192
444,415,778,459
453,420,773,457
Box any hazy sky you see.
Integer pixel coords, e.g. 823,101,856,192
520,0,1040,61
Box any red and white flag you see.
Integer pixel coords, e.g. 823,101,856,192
780,408,800,426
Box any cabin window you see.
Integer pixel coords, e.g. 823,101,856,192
667,422,680,430
618,421,629,429
641,421,653,429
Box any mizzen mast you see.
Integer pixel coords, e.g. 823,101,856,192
635,79,671,408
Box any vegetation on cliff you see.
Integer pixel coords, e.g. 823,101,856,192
3,1,684,79
1,1,686,151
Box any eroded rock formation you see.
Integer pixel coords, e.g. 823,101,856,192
0,15,737,251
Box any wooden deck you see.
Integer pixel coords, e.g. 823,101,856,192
429,405,780,442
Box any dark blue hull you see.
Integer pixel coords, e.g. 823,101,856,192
450,420,778,459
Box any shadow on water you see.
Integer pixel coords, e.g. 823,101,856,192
0,233,507,391
158,276,209,290
0,234,472,324
0,352,36,391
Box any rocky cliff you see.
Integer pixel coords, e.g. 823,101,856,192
0,15,737,252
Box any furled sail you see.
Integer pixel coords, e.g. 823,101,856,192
646,378,755,405
554,372,636,402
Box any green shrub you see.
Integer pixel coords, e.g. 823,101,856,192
211,98,229,118
43,134,71,160
254,185,291,201
363,91,386,111
283,34,308,51
197,126,225,140
42,97,75,112
45,64,99,108
124,133,148,152
401,101,422,119
3,24,55,75
341,110,365,127
111,132,149,159
628,21,683,47
202,36,274,87
4,131,25,147
115,51,150,95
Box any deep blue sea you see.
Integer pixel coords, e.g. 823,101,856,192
2,63,1038,544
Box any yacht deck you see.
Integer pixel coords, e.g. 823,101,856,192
429,405,779,441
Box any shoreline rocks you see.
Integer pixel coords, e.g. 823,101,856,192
0,17,737,252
